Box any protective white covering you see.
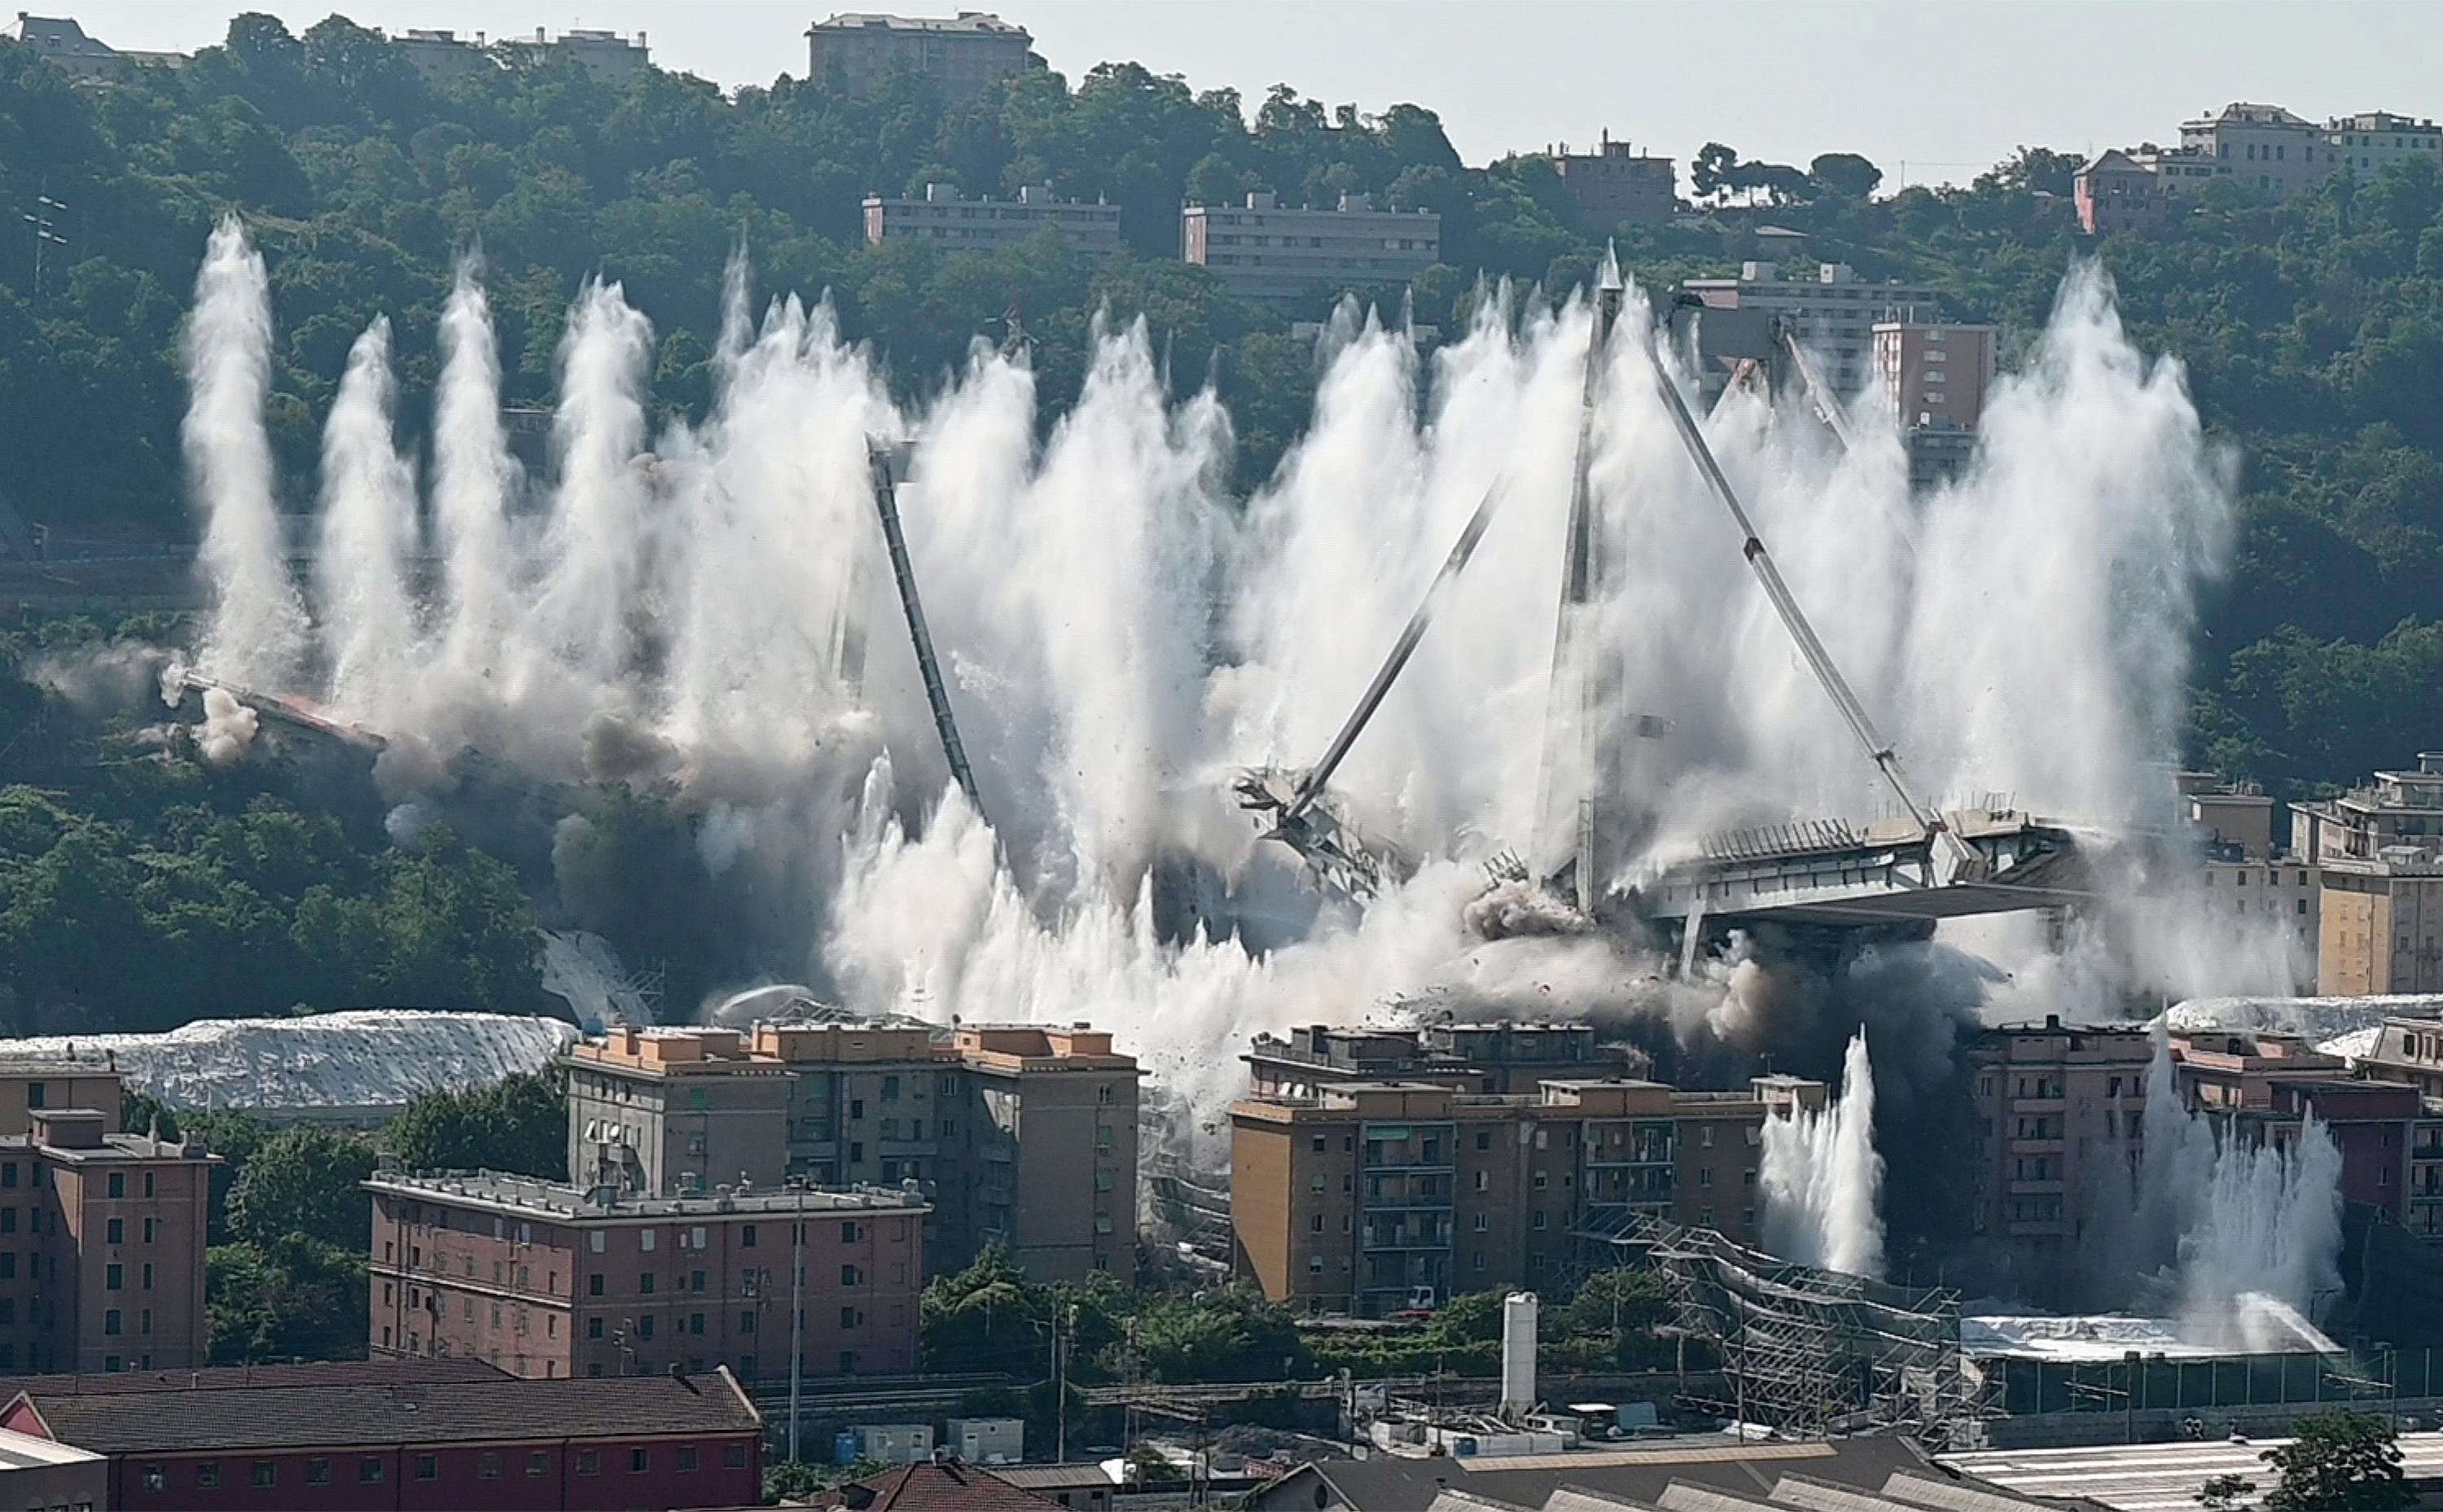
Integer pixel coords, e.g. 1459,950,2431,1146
2158,993,2443,1041
1964,1299,2339,1361
0,1010,576,1115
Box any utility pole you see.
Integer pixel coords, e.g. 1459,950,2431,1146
21,194,66,310
788,1186,805,1465
1053,1303,1076,1462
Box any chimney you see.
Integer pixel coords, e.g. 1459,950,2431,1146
1246,190,1276,211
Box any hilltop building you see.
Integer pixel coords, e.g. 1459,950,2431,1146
1549,134,1677,227
2077,103,2443,233
1182,191,1441,311
387,25,651,85
365,1172,924,1380
1,12,184,82
805,11,1036,102
864,183,1122,256
1229,1073,1819,1315
564,1021,1141,1282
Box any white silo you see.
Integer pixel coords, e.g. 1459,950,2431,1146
1500,1291,1539,1418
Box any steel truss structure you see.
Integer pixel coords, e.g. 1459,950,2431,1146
1577,1211,1994,1445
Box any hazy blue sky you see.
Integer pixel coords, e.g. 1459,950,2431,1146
59,0,2443,189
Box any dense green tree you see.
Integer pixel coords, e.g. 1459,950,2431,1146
2261,1409,2413,1512
223,1124,376,1251
382,1069,565,1178
206,1234,366,1364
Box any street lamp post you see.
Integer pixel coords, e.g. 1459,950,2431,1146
789,1185,805,1466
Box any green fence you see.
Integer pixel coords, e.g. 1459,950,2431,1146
1993,1348,2443,1417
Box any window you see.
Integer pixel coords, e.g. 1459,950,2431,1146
480,1453,502,1479
638,1317,656,1340
640,1229,657,1252
0,1164,12,1189
1310,1135,1326,1154
742,1224,757,1248
106,1217,121,1243
840,1221,860,1243
252,1461,277,1487
197,1464,221,1489
630,1448,651,1474
142,1264,151,1290
589,1317,604,1339
841,1264,863,1286
641,1273,656,1295
840,1305,865,1328
528,1450,550,1477
678,1446,700,1472
103,1309,121,1336
107,1172,124,1199
307,1457,331,1484
589,1230,606,1254
690,1311,706,1335
589,1273,605,1296
577,1450,599,1476
25,1085,41,1110
106,1264,121,1291
415,1454,438,1480
362,1457,384,1483
727,1444,749,1470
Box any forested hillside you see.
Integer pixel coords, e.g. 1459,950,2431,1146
2,11,2441,795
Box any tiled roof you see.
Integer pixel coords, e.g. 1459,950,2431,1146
818,1462,1063,1510
0,1357,504,1397
11,1369,757,1454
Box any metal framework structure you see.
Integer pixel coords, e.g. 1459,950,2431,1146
1577,1212,1990,1445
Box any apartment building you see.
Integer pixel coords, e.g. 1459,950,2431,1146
2296,754,2443,995
1243,1022,1649,1100
1229,1074,1813,1315
1550,134,1676,227
389,25,651,85
2327,112,2443,175
564,1020,1140,1281
865,183,1122,257
1966,1019,2154,1265
806,11,1035,102
1182,191,1441,310
1679,261,1936,393
2179,102,2332,199
0,1109,217,1374
365,1172,924,1381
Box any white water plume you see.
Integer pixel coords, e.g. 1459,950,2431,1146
430,265,519,712
1759,1028,1885,1277
184,217,309,690
2127,1032,2345,1337
314,318,422,717
172,225,2261,1159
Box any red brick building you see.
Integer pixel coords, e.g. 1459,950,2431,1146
0,1360,760,1511
366,1172,925,1382
0,1110,216,1374
2073,147,2169,234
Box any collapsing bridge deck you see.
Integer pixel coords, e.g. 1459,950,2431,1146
1635,808,2085,939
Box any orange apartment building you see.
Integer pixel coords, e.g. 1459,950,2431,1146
1230,1075,1818,1316
366,1172,927,1382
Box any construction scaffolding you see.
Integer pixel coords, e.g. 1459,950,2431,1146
1578,1212,1989,1445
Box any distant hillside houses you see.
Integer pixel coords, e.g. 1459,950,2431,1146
0,12,186,84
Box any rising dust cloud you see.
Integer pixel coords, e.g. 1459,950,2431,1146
166,217,2317,1306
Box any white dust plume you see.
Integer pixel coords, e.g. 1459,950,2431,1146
1760,1028,1885,1277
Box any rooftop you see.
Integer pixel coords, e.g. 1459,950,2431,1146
1947,1430,2443,1511
814,1459,1062,1508
809,11,1030,36
1265,1434,1936,1511
7,1368,759,1455
0,1357,503,1397
367,1168,930,1220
